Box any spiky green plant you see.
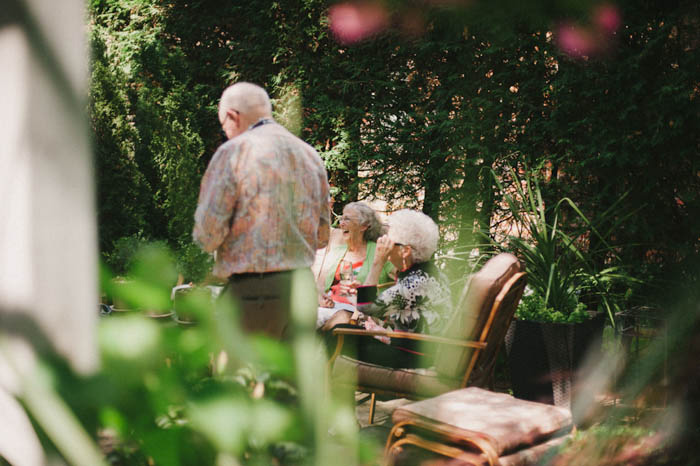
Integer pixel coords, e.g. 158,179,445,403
491,167,641,326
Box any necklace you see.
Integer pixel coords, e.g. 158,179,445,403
344,243,366,262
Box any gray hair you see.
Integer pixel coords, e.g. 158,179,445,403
218,82,272,122
386,209,439,263
345,202,383,242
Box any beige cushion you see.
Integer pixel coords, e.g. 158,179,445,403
435,254,521,380
332,355,460,398
392,387,572,456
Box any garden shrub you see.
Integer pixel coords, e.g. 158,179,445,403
175,241,213,284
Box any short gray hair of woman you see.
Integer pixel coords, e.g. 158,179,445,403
345,201,383,242
386,209,439,263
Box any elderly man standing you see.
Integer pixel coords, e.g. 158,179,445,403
194,82,330,338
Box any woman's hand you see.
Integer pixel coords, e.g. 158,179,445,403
318,292,334,308
374,234,395,265
364,235,394,286
336,279,360,297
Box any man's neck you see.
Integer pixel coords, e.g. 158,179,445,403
248,117,273,131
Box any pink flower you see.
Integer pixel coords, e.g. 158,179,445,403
329,2,389,44
557,24,596,57
594,4,622,34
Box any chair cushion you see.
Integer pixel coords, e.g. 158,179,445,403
332,355,460,398
434,253,521,380
391,387,572,456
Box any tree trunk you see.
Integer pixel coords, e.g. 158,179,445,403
456,162,481,249
422,154,442,221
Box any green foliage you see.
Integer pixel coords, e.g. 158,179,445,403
91,246,357,465
104,234,212,285
527,0,700,303
103,234,167,277
175,241,213,284
493,167,639,325
89,32,152,252
516,291,589,324
89,0,699,308
553,422,663,465
89,1,218,255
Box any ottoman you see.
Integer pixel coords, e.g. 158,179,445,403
386,387,573,465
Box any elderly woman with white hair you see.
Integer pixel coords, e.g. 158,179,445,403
327,209,452,368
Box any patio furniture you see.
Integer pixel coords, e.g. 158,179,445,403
385,387,573,465
329,253,526,424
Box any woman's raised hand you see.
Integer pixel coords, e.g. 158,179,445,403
374,234,394,264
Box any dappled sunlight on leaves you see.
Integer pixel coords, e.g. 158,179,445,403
274,83,304,137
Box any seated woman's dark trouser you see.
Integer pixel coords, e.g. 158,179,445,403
224,268,315,339
326,323,431,369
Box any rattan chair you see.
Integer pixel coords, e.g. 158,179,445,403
328,253,527,424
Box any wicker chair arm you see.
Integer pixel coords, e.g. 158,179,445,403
331,327,487,349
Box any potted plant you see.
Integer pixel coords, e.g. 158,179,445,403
490,167,638,408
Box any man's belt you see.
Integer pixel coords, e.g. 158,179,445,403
227,270,293,281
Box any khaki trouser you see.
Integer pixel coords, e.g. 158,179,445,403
224,268,315,339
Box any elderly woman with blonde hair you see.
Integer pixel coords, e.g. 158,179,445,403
326,209,452,368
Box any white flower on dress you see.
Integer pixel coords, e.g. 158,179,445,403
377,267,451,334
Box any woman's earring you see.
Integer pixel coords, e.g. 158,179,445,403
401,256,408,272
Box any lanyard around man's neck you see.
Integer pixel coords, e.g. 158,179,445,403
248,118,273,131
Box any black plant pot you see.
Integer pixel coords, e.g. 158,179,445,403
506,314,605,408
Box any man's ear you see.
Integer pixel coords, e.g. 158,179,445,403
227,108,240,126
